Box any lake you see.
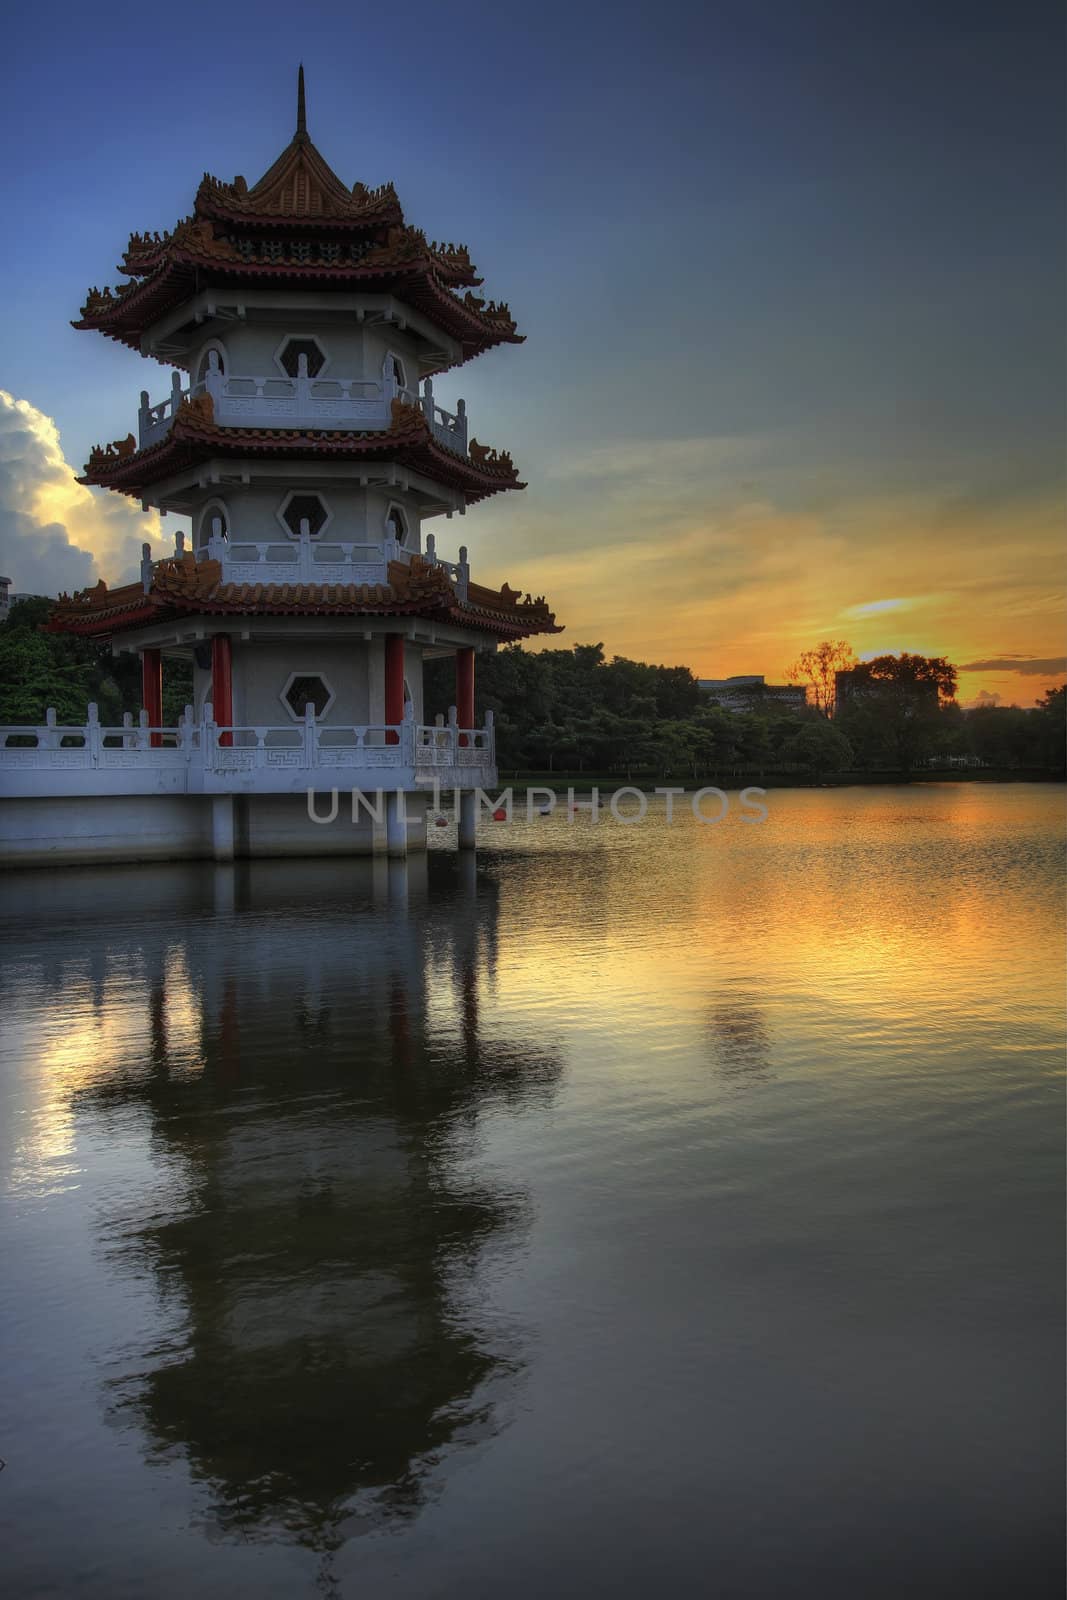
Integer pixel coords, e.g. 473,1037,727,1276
1,783,1063,1598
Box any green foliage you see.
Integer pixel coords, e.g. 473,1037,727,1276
425,644,709,774
1033,686,1066,772
4,607,1062,780
0,625,94,724
965,687,1066,772
0,599,192,729
427,644,1065,780
429,644,814,778
781,719,854,776
163,661,195,723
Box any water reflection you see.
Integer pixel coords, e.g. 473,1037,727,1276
706,996,773,1081
1,787,1062,1599
8,857,562,1552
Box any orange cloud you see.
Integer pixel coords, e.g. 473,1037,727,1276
0,391,164,595
470,436,1065,707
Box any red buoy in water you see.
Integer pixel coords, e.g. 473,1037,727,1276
492,807,507,822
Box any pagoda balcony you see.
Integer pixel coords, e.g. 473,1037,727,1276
153,527,469,594
0,704,496,799
138,363,468,454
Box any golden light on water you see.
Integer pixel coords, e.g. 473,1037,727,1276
5,950,205,1195
3,786,1062,1204
476,789,1064,1077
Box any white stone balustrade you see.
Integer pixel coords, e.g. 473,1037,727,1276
0,703,496,797
144,520,471,593
423,533,469,600
196,518,403,586
138,353,468,454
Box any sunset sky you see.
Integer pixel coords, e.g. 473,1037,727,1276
0,0,1062,706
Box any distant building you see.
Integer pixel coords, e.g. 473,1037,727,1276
0,580,53,622
922,753,989,769
699,675,808,715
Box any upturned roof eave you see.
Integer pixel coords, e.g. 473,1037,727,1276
46,555,560,641
79,402,525,505
73,257,519,367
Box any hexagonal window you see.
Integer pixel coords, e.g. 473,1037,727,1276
277,336,327,378
282,673,335,721
278,491,331,539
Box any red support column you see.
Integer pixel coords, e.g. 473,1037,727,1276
211,634,233,748
141,647,163,748
456,646,475,747
384,634,405,744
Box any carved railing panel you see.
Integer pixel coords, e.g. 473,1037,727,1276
137,362,469,454
1,708,495,796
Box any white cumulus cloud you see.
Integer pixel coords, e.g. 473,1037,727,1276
0,390,162,596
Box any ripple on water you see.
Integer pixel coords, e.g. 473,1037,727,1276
0,784,1063,1597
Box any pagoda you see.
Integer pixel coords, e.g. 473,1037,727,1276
3,71,560,865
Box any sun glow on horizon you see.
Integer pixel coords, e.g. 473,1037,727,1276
1,387,1063,708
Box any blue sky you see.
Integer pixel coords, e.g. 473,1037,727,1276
1,0,1063,702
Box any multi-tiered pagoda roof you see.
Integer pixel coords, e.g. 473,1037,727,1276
78,396,525,503
74,71,521,371
46,552,559,641
58,73,560,649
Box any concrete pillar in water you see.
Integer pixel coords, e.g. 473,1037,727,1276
386,856,409,908
386,790,408,857
458,789,477,850
211,795,235,862
213,863,236,916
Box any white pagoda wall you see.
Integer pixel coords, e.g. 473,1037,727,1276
191,323,427,390
191,485,424,552
189,637,425,728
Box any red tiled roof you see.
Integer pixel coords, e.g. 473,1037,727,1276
75,241,516,368
73,109,516,369
195,132,402,227
117,220,478,288
79,397,525,505
46,553,561,642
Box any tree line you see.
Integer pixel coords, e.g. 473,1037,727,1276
2,599,1063,780
425,641,1065,780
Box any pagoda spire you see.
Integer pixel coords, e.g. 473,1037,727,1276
296,64,307,141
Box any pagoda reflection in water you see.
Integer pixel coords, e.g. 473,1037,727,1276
34,855,563,1550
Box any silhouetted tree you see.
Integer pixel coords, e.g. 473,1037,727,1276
786,639,857,717
1034,685,1067,772
838,653,957,774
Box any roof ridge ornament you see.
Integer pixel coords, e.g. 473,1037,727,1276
296,64,307,142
